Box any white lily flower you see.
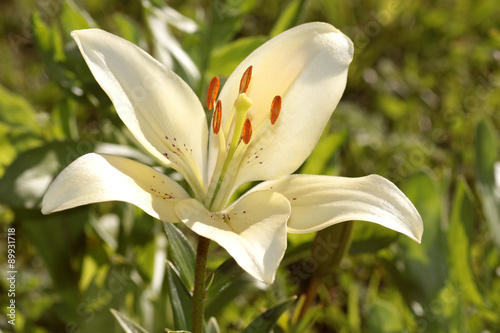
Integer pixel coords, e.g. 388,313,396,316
42,23,423,284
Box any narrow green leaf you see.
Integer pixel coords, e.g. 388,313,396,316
209,36,267,77
163,222,196,291
300,130,347,176
60,0,95,34
205,317,221,333
0,84,40,131
475,120,497,184
205,257,245,299
111,308,150,333
114,13,145,46
448,179,483,306
474,119,500,250
32,11,78,89
205,275,256,318
0,85,42,173
167,263,193,331
242,297,296,333
270,0,307,37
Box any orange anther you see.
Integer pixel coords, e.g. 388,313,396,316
241,118,252,144
206,76,220,110
239,66,253,94
212,100,222,134
270,95,281,125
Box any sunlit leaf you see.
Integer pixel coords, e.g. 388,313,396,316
205,257,245,299
0,85,42,174
60,0,95,34
209,36,267,78
205,317,221,333
448,179,483,306
205,275,256,319
0,84,40,131
300,130,346,176
167,263,193,331
242,297,296,333
270,0,307,37
474,119,500,250
163,222,196,291
114,13,145,46
111,308,150,333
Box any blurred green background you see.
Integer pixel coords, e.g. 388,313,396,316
1,0,499,332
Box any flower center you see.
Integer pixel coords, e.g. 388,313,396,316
204,66,282,211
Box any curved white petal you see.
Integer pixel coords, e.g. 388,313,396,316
175,191,290,283
208,22,353,188
250,174,423,243
71,29,208,195
42,153,190,222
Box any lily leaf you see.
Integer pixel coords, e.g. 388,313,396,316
0,84,42,174
448,179,484,306
270,0,307,37
167,263,193,332
60,0,95,35
110,308,150,333
205,317,221,333
209,36,267,78
205,257,245,299
242,297,296,333
474,119,500,251
163,222,196,291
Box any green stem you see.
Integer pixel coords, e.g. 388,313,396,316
192,236,211,333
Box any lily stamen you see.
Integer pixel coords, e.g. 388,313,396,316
207,76,220,110
239,66,253,94
270,95,282,125
242,118,253,144
212,100,222,134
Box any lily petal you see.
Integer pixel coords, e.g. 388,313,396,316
251,174,423,243
208,22,353,189
71,29,208,195
42,153,190,222
175,191,290,283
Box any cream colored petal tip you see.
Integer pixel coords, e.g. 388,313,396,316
251,174,423,243
42,153,190,222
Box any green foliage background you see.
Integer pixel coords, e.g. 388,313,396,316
1,0,499,332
